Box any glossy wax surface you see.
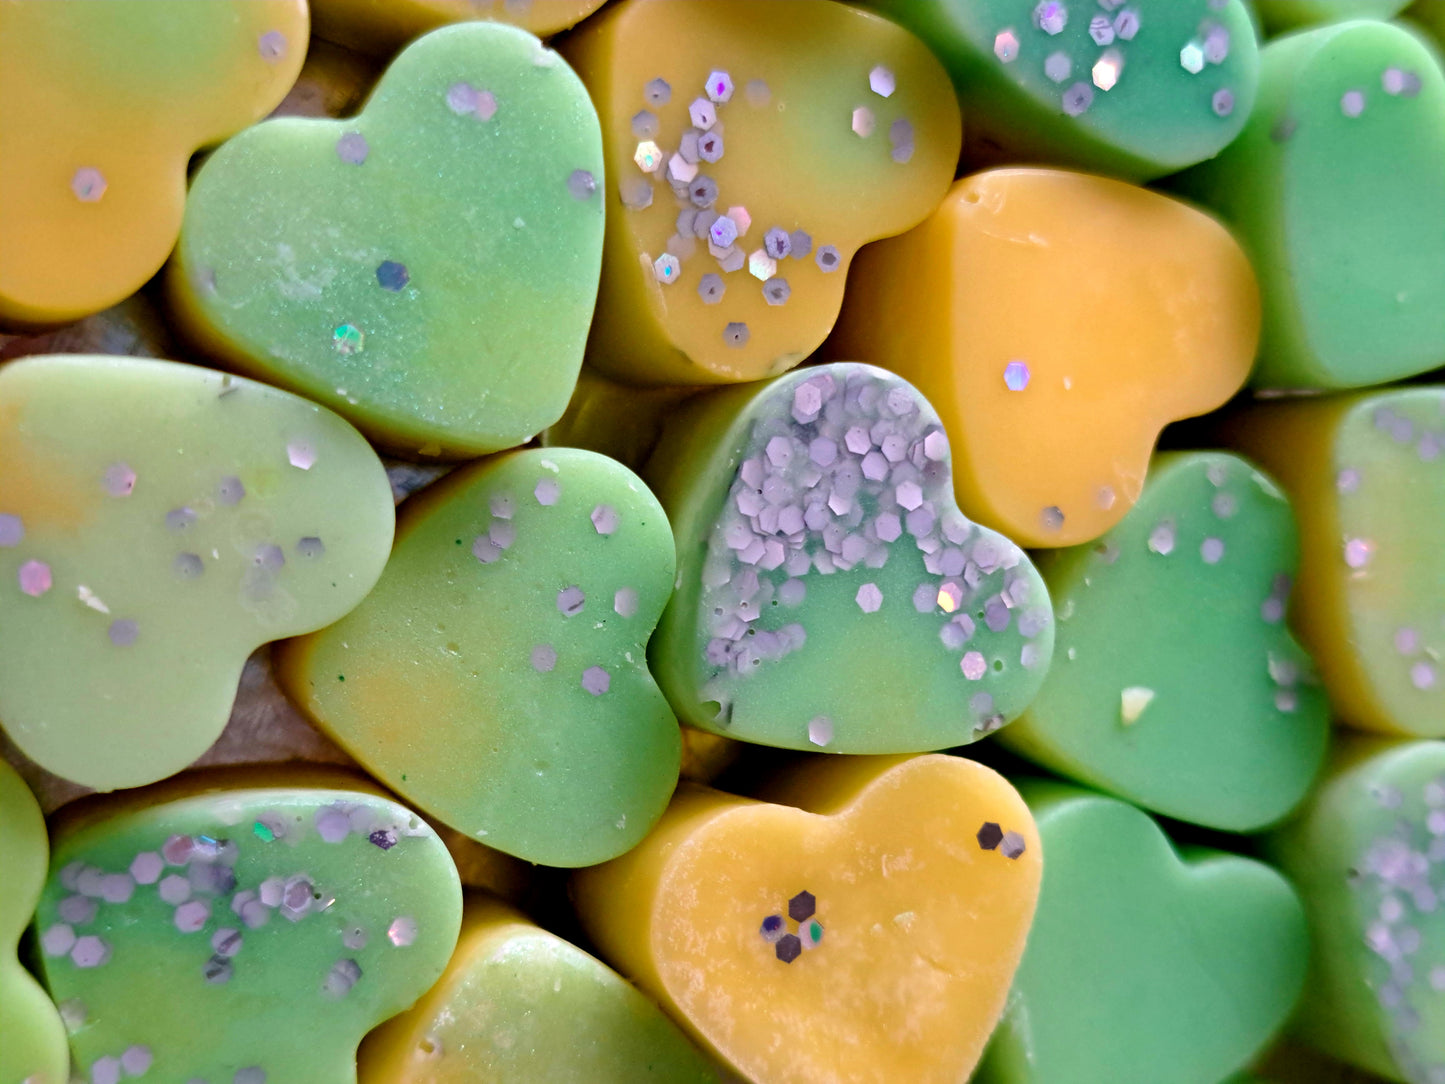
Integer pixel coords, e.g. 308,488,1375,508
1176,19,1445,389
0,761,69,1084
561,0,961,385
830,169,1258,548
359,898,722,1083
36,784,462,1084
0,0,307,325
173,22,605,458
1268,738,1445,1083
864,0,1259,179
278,448,681,867
1226,388,1445,738
574,755,1042,1084
0,356,394,790
646,363,1054,753
1001,452,1330,831
976,783,1310,1084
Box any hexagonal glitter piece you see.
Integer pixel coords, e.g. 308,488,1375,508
581,666,611,695
1113,8,1140,40
653,253,681,285
688,176,719,209
332,323,364,355
71,935,111,968
697,131,724,164
1212,89,1235,117
816,245,841,273
760,914,786,942
1003,360,1031,391
962,651,987,680
748,250,777,281
1089,14,1115,45
336,131,368,164
698,273,725,304
723,322,750,347
41,923,76,957
852,106,875,138
869,65,896,98
129,851,164,884
644,77,671,106
764,227,792,260
557,585,585,616
855,582,883,613
705,70,734,103
1341,90,1365,118
1044,51,1072,84
0,513,21,547
994,29,1019,63
633,141,662,173
102,462,136,497
667,154,698,185
709,214,738,249
1035,1,1067,34
1000,831,1027,859
762,278,791,306
590,504,619,535
689,97,717,130
977,821,1003,850
1092,49,1122,92
775,934,802,963
799,919,824,949
807,715,834,746
631,110,658,139
376,260,409,291
18,559,51,597
71,167,107,202
388,915,418,947
1180,41,1205,75
789,891,817,921
1063,82,1095,117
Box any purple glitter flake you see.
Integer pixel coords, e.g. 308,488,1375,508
1003,360,1030,391
0,513,22,547
581,666,611,696
102,462,136,497
336,132,369,165
557,585,586,616
17,560,51,597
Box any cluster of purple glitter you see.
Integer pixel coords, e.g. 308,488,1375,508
697,366,1051,739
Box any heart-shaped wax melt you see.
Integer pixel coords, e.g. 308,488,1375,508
277,447,680,867
0,760,68,1084
1225,388,1445,738
1175,19,1445,389
358,898,723,1082
975,783,1310,1084
1267,737,1445,1082
864,0,1260,180
312,0,607,56
35,777,462,1084
1000,452,1330,831
0,1,307,325
646,362,1053,753
573,754,1042,1084
0,356,394,790
829,168,1259,548
172,22,605,459
559,0,961,385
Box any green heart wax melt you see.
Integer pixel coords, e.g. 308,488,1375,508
277,447,681,867
0,760,69,1084
35,778,462,1084
1268,737,1445,1084
1174,19,1445,389
999,452,1330,831
644,362,1054,753
357,898,722,1083
1224,387,1445,738
171,22,605,459
975,782,1310,1084
0,356,394,791
862,0,1261,180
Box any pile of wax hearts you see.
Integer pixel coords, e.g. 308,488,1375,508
2,1,1444,1082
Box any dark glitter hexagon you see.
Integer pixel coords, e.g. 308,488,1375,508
788,891,816,922
977,822,1003,850
376,260,410,292
760,914,785,943
775,933,802,963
